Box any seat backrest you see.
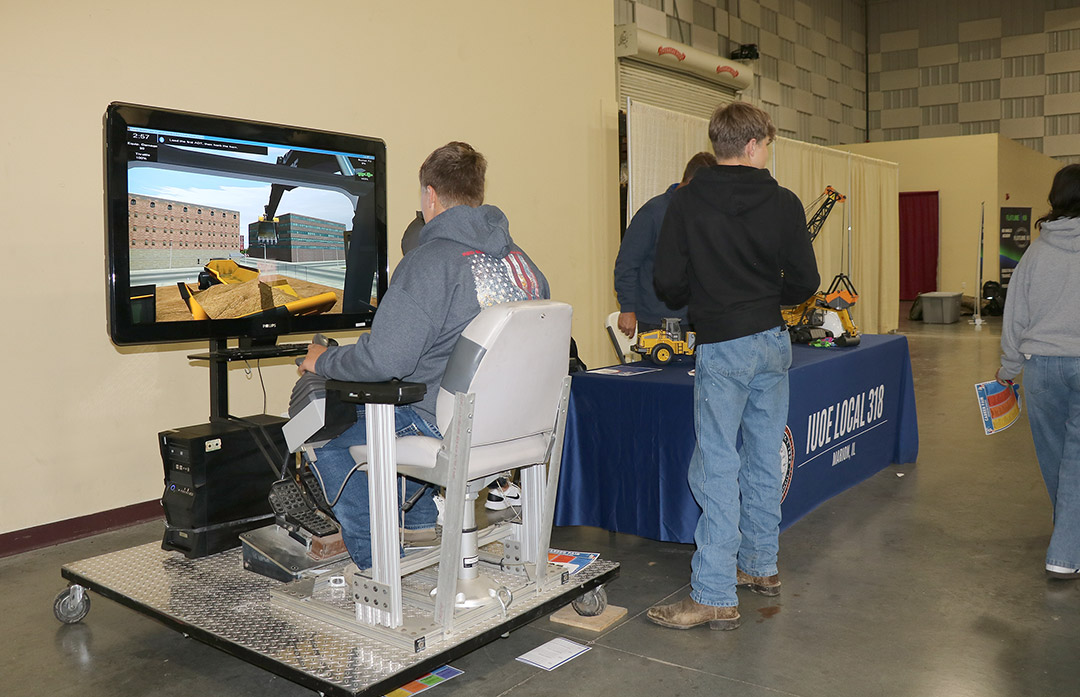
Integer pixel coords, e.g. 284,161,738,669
605,310,637,364
436,300,572,447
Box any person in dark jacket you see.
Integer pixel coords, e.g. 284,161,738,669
648,102,819,631
299,142,549,568
613,151,716,337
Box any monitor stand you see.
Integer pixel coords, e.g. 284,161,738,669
237,335,277,351
187,338,308,422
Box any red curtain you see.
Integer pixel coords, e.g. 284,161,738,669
898,191,939,300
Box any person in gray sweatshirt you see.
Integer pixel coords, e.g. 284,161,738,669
298,142,550,568
998,163,1080,580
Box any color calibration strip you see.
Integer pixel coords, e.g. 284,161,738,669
384,665,463,696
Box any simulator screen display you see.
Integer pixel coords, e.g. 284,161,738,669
105,103,388,345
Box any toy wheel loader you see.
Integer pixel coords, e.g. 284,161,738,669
632,317,696,365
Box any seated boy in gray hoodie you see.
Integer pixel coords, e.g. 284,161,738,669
298,142,550,568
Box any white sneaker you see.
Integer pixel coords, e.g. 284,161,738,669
485,482,521,510
1046,563,1080,579
433,493,445,527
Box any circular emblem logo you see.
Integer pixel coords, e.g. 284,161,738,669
779,425,795,502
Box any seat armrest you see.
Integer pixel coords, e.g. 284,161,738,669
325,379,426,406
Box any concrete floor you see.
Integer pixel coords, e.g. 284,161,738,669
4,311,1079,697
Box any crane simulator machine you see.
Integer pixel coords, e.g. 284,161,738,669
54,103,617,697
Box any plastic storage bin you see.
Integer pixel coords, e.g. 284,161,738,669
919,291,962,324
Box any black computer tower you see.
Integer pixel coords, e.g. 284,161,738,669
159,414,286,558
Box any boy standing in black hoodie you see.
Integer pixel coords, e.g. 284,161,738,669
649,103,819,631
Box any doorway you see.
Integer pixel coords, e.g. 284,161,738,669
898,191,940,301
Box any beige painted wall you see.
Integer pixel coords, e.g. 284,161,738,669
997,137,1061,252
833,135,1054,296
0,1,619,534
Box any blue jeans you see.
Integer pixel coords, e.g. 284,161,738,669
689,326,791,607
1024,355,1080,570
308,405,441,568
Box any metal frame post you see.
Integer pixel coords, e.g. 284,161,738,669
433,392,474,632
363,403,402,628
534,376,571,589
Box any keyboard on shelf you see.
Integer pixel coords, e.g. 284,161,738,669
229,342,310,358
187,342,311,361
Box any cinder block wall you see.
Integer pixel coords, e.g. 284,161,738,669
868,0,1080,163
618,0,1080,162
616,0,868,145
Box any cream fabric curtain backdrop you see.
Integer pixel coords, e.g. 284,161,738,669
627,101,713,218
626,100,900,334
773,139,901,335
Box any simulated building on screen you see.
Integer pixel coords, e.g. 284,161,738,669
247,213,346,263
128,194,241,270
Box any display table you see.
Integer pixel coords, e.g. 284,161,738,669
554,334,919,543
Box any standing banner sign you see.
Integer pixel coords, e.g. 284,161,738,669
1000,207,1032,287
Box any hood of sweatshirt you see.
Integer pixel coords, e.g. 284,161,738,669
1037,217,1080,253
685,165,779,216
417,204,513,257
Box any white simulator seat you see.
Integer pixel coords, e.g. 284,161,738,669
343,300,573,635
384,301,570,479
605,310,638,364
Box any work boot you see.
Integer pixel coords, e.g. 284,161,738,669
646,596,739,630
736,569,781,597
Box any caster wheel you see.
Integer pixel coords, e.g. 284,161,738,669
54,586,91,624
571,585,607,617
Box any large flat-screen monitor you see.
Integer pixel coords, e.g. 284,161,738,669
105,102,388,346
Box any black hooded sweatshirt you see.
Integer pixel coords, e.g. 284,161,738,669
653,165,819,345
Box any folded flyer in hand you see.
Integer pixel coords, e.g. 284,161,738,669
975,380,1022,435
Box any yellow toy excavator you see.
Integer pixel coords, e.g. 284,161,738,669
781,187,861,347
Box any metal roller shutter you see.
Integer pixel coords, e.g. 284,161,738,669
618,59,738,120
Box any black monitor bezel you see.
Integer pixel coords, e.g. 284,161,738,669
104,102,388,346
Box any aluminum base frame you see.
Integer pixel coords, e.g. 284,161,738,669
59,542,618,697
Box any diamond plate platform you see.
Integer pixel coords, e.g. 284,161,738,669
60,542,618,696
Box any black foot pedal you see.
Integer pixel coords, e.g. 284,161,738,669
268,478,339,537
299,465,334,516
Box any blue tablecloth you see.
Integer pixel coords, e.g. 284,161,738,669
554,334,919,543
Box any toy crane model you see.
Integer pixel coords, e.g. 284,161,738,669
782,186,861,347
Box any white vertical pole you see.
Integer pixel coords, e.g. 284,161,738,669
846,155,853,279
625,96,633,229
972,202,986,328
